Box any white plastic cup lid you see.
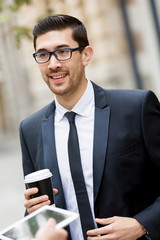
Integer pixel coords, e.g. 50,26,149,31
24,169,52,184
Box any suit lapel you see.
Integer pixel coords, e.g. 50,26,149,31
41,102,66,208
92,82,110,202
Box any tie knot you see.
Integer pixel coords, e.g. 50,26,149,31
65,111,76,123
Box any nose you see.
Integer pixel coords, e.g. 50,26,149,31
48,54,62,69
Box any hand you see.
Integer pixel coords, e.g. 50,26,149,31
87,216,146,240
24,188,58,214
35,218,68,240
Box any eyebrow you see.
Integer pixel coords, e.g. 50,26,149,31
36,44,70,53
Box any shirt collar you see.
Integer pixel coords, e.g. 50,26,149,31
55,80,94,122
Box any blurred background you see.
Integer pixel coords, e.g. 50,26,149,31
0,0,159,231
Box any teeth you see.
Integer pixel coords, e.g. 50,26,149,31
52,74,66,79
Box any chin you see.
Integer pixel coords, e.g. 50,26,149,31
49,86,70,96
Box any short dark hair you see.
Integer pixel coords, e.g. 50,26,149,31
33,14,89,50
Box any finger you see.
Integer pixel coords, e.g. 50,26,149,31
87,225,109,237
53,188,58,194
87,235,109,240
24,194,49,208
59,228,68,238
24,188,38,200
47,218,56,225
24,195,50,212
27,199,51,214
95,217,115,225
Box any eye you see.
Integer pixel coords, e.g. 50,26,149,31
57,49,70,55
37,52,49,59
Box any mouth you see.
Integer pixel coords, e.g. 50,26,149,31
49,74,68,82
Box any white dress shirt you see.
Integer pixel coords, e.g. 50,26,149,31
54,80,96,240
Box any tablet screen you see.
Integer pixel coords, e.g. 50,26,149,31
0,206,78,240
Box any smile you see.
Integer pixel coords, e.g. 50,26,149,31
50,74,67,80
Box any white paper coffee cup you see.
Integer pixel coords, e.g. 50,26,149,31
24,169,54,204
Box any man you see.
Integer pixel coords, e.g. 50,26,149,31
20,14,160,240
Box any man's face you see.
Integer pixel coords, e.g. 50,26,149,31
35,28,92,101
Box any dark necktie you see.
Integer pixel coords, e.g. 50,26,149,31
65,111,95,240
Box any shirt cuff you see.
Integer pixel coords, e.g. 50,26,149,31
142,226,152,240
145,235,152,240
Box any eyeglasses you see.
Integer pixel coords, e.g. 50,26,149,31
33,46,86,64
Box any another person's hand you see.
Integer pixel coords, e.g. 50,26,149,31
87,216,146,240
24,188,58,214
35,218,68,240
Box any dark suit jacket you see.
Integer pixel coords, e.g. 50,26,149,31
20,82,160,240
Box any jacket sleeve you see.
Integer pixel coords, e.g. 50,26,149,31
134,90,160,240
19,120,35,177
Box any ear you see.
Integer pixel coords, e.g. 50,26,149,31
82,46,93,67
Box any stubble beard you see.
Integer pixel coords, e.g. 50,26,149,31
44,65,85,98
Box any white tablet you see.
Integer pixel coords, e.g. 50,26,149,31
0,205,79,240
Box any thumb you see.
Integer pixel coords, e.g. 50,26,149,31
53,188,58,195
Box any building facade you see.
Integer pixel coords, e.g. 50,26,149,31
0,0,159,136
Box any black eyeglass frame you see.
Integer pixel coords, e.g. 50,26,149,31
33,46,87,64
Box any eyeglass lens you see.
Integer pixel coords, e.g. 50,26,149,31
36,48,71,63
